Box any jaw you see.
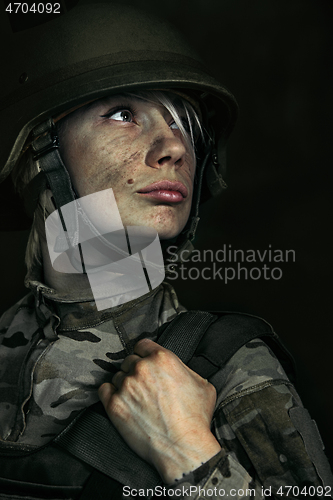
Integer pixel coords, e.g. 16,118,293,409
119,201,191,240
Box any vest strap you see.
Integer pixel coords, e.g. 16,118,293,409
54,311,217,496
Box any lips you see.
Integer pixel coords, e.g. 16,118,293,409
137,180,188,203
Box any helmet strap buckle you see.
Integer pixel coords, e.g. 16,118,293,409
32,127,59,161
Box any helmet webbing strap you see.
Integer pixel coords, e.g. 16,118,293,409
31,118,84,270
189,119,228,240
166,144,213,266
206,146,228,197
165,128,228,268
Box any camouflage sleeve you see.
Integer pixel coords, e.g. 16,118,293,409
167,340,333,499
166,449,261,499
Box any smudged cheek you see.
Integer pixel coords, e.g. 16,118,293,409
102,156,143,202
79,136,144,194
184,153,196,182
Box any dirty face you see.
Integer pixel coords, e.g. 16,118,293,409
58,93,197,239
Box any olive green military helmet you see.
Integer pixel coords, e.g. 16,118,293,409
0,1,238,230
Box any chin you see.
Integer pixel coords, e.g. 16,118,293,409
122,206,189,240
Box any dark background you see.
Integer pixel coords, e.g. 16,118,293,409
1,0,332,466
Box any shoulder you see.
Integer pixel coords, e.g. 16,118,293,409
0,293,40,441
215,337,291,406
189,311,295,380
186,311,295,403
0,292,37,346
194,311,276,365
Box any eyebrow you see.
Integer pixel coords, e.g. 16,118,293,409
98,94,141,107
87,95,141,116
96,95,176,122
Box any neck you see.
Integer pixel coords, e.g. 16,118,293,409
40,239,162,310
41,241,93,295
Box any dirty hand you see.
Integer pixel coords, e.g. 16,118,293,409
98,338,221,484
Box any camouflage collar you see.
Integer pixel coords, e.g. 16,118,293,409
24,269,183,334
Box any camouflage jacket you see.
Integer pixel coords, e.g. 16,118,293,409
0,275,332,499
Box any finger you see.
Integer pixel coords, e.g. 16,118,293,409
98,382,116,406
121,354,141,373
111,370,127,389
133,338,162,357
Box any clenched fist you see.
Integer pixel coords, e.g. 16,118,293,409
98,338,221,484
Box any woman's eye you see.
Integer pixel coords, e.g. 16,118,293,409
108,110,133,122
170,119,191,133
170,121,179,130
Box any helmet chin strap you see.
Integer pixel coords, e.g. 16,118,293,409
164,140,221,268
31,118,84,273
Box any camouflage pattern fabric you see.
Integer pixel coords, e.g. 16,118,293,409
0,273,332,499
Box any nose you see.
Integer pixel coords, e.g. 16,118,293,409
145,123,187,170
